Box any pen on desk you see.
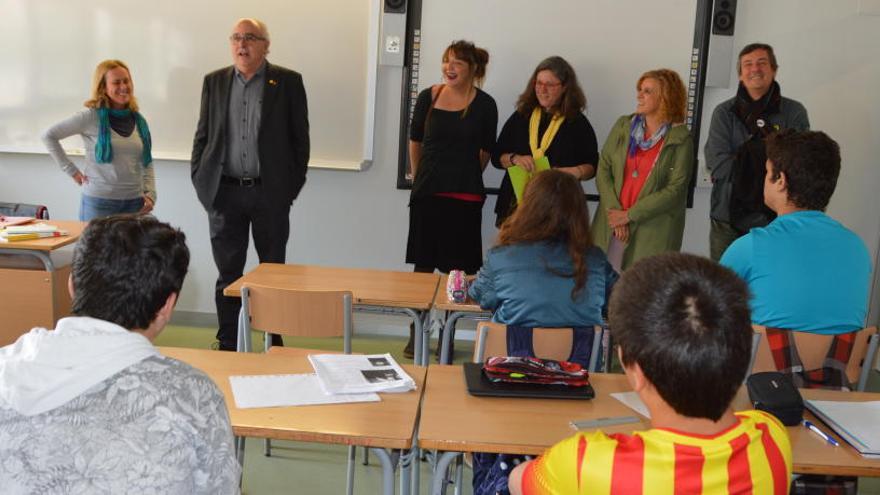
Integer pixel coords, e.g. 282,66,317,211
802,419,839,446
570,416,640,430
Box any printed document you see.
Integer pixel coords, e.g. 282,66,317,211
309,353,416,394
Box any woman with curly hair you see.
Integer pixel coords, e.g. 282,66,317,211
491,56,598,226
593,69,694,271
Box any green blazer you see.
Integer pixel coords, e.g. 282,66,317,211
592,114,694,269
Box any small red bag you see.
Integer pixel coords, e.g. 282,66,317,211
482,356,590,387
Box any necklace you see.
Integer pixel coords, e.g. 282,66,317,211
631,153,645,179
630,139,664,179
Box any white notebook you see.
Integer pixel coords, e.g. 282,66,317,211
805,400,880,458
228,373,380,409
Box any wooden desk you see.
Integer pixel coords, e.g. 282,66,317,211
224,263,441,365
419,365,880,493
432,275,491,364
0,220,84,344
160,346,426,495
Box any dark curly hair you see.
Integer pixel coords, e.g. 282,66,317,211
765,129,840,211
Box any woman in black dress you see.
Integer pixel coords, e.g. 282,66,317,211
492,56,598,226
403,40,498,358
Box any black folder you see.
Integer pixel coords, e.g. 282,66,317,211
462,362,595,400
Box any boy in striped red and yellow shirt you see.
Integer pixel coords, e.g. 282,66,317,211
509,253,792,495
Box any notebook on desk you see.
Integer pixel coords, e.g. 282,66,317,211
805,399,880,458
463,362,595,400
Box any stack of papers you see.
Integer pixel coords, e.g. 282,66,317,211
3,222,59,234
227,353,414,409
1,223,68,242
805,400,880,458
309,353,416,394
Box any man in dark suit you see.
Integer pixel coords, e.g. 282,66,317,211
191,18,309,350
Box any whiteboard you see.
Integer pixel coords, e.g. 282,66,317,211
416,0,698,193
0,0,377,169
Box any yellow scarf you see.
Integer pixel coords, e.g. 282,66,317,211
529,107,565,159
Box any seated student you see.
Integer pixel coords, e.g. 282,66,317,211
509,253,792,495
467,170,617,495
721,130,871,335
468,169,617,329
0,215,240,494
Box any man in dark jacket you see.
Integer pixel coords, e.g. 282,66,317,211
704,43,808,260
191,17,309,350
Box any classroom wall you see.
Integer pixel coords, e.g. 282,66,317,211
0,0,877,326
0,0,371,166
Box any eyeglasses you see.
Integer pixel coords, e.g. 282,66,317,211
229,33,266,44
535,81,562,90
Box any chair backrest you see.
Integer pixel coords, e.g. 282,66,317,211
0,202,49,219
239,283,353,354
474,321,602,372
751,325,879,391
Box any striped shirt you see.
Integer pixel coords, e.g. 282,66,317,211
521,410,791,495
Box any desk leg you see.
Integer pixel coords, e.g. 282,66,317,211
400,446,418,495
346,445,356,495
421,311,432,366
439,312,461,365
234,435,246,468
399,308,425,366
440,312,491,365
409,426,420,495
454,455,463,495
431,451,461,495
370,447,397,495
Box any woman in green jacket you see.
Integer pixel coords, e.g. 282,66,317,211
593,69,694,271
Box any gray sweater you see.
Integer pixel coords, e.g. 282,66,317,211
42,109,157,202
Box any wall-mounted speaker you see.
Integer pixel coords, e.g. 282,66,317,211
712,0,736,35
380,0,407,66
384,0,406,14
706,0,738,88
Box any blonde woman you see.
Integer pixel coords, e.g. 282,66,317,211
42,59,155,221
593,69,694,271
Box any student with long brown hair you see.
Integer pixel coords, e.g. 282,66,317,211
468,169,617,328
467,169,617,495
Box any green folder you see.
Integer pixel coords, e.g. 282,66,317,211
509,155,551,202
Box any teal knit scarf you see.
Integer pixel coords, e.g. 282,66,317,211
95,108,153,166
